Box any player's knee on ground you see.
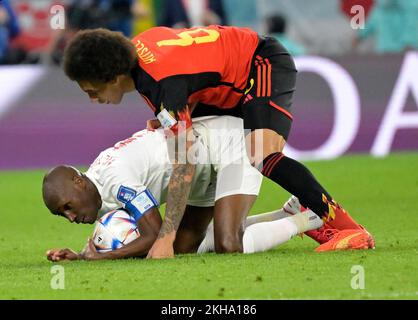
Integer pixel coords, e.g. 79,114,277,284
214,233,243,253
174,228,207,254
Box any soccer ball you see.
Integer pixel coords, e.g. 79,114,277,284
92,210,140,253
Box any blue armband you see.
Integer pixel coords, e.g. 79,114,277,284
123,189,159,222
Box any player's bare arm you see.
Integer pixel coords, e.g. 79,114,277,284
160,162,195,238
147,124,196,259
81,207,162,260
46,207,162,261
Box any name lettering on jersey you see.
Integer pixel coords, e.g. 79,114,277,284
91,154,115,167
135,40,156,64
113,132,146,150
113,137,136,150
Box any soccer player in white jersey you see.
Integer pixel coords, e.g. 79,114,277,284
43,116,325,261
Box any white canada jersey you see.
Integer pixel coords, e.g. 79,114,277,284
85,116,262,219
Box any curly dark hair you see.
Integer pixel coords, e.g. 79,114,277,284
63,28,137,83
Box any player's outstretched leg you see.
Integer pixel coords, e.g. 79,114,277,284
260,152,363,230
283,195,375,250
197,195,324,254
259,153,375,250
243,204,337,245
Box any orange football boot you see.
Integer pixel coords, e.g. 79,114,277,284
320,195,363,230
304,224,338,244
283,196,375,249
320,197,375,247
315,228,375,252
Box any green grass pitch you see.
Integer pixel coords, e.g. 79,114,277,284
0,153,417,300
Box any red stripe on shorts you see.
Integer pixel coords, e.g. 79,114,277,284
269,101,293,120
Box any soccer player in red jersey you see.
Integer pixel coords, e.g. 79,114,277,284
63,26,374,258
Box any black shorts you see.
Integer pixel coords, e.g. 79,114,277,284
192,36,297,140
240,36,297,140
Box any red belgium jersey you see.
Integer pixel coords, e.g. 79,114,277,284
130,25,260,116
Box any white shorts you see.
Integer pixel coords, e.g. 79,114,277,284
187,116,263,207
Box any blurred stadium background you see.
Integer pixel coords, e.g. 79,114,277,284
0,0,417,170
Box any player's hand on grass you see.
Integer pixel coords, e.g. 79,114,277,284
79,238,105,260
146,237,175,259
146,118,161,130
46,248,79,262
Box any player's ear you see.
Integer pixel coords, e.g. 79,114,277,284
73,175,85,189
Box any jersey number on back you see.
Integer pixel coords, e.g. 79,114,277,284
157,28,220,47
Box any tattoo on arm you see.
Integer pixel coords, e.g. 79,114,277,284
159,148,195,239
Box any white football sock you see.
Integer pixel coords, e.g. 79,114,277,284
290,209,324,234
243,218,296,253
197,221,215,254
197,209,322,254
243,210,323,254
244,208,291,227
197,209,291,254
